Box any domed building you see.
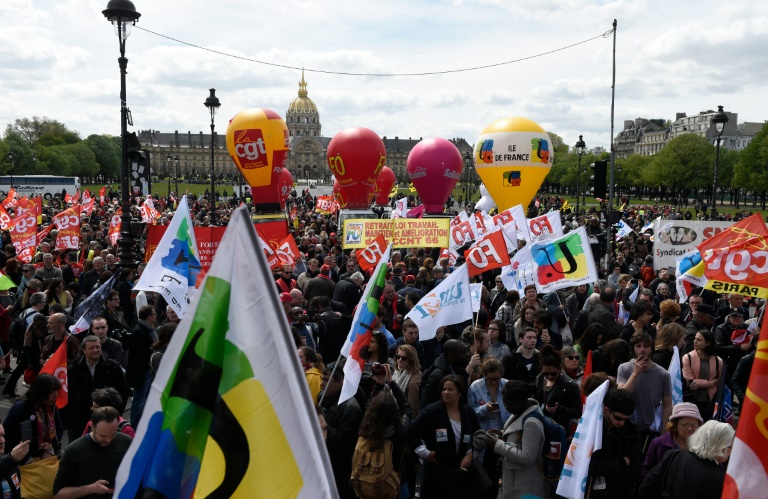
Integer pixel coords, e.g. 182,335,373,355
285,71,329,182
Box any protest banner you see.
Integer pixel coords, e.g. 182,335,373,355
342,218,450,249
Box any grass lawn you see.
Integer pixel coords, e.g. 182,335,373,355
83,182,243,198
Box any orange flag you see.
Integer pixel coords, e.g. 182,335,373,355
721,320,768,498
39,340,68,409
357,233,388,272
463,228,511,277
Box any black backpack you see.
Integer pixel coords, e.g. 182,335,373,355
9,310,34,350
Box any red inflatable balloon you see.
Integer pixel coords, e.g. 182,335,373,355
333,178,349,209
373,166,396,205
278,168,293,209
326,127,386,209
407,138,463,214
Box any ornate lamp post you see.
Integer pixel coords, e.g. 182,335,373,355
463,152,472,209
165,154,172,197
4,150,13,190
575,135,585,214
103,0,141,267
711,105,729,219
174,155,179,197
204,88,220,225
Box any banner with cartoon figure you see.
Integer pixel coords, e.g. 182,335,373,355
530,227,598,293
653,219,733,270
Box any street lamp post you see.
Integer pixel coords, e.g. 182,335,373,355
616,165,623,199
165,154,171,198
575,135,585,214
463,152,472,209
174,155,179,197
204,88,220,225
4,150,13,191
103,0,141,267
711,105,729,220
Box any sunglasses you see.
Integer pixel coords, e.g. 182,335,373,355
611,411,631,423
565,355,581,361
542,371,559,378
485,376,501,382
394,355,408,361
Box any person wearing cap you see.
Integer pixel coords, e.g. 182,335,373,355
714,292,749,327
641,402,703,478
397,274,422,298
683,302,716,355
683,329,723,418
279,292,293,323
304,264,336,310
714,308,752,391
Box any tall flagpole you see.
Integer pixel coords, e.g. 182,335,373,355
608,19,618,268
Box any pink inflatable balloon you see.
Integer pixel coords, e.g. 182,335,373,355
373,166,396,205
407,138,463,214
278,168,293,209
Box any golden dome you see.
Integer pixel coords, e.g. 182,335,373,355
287,69,318,116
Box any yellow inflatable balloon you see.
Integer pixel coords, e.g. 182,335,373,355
474,117,553,212
226,108,289,191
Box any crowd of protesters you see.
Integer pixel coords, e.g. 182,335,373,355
0,185,753,498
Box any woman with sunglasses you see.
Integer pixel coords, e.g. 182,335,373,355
468,358,510,499
533,346,582,439
561,346,584,387
393,344,422,417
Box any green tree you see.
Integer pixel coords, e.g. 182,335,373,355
85,134,121,181
546,131,570,155
63,142,99,178
617,154,652,188
3,117,75,144
644,134,714,191
733,123,768,192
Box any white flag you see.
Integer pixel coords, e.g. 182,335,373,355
530,227,598,293
669,346,684,405
500,245,536,295
406,264,473,341
527,211,563,243
510,204,531,241
115,207,337,498
133,195,200,317
615,219,633,240
392,198,408,219
557,380,610,499
470,283,483,312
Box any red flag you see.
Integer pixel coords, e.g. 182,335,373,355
722,320,768,498
276,234,301,267
315,195,334,214
39,339,68,408
358,233,388,272
52,206,81,250
9,211,37,263
257,228,280,269
698,213,768,297
0,204,11,230
99,186,107,206
581,350,593,406
463,228,511,277
81,197,95,216
64,193,73,204
2,188,17,209
37,223,55,241
108,208,122,246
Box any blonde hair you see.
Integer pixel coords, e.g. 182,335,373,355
395,344,421,374
687,420,735,462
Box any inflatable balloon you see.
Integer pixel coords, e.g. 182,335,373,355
474,117,553,212
326,127,385,209
406,137,463,214
474,184,497,213
226,108,289,211
278,168,293,209
333,178,349,209
373,166,396,205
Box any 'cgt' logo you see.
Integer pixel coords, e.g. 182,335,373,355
233,129,268,168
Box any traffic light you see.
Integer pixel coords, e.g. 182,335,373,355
593,160,607,199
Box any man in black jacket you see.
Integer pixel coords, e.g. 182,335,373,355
586,388,642,499
320,359,362,499
312,296,352,363
682,303,715,355
127,306,158,427
66,336,132,442
331,272,364,314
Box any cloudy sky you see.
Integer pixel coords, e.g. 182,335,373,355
1,0,766,152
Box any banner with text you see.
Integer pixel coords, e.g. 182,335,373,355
653,219,733,270
342,218,450,249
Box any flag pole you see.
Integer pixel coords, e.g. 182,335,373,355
317,352,344,407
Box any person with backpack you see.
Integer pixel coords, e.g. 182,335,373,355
484,380,548,499
350,387,411,499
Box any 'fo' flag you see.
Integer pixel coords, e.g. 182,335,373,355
464,227,511,278
722,325,768,498
338,243,392,405
357,233,388,273
406,264,473,341
39,340,68,408
133,195,201,317
276,234,302,267
114,207,337,498
557,380,610,499
530,226,598,293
